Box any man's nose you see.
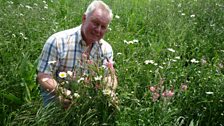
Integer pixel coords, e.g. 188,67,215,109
95,25,102,33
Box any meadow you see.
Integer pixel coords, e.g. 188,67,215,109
0,0,224,125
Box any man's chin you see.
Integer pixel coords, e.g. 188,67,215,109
90,34,101,42
92,38,101,42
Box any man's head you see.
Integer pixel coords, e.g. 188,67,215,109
81,0,113,45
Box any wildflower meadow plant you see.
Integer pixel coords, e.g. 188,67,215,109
146,78,188,103
2,0,224,125
45,50,119,124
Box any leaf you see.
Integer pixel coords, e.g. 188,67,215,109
189,120,194,126
1,92,23,104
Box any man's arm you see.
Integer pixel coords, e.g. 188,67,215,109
37,72,71,96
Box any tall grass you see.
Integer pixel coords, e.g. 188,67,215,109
0,0,224,125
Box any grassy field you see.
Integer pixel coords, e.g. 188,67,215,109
0,0,224,125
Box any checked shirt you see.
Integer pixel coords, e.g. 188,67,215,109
37,25,113,75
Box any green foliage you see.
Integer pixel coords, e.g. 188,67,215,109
1,0,224,125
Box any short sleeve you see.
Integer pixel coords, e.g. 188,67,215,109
37,36,58,74
101,40,113,61
100,40,114,70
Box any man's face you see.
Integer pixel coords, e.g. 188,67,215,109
82,9,110,44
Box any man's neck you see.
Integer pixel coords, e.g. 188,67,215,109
80,28,91,46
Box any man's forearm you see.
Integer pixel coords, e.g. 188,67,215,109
37,72,58,94
37,72,72,97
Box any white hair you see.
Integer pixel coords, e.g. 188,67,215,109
85,0,113,21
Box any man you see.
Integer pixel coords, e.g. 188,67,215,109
37,0,117,107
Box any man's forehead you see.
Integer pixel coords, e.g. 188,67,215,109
89,10,110,24
91,9,110,20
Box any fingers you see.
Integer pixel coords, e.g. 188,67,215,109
58,96,72,109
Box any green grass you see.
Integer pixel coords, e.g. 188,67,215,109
0,0,224,125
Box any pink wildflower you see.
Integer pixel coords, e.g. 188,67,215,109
162,90,174,97
87,60,93,64
167,90,174,97
162,92,166,97
82,53,88,59
181,84,188,91
152,92,160,102
106,61,114,69
72,73,76,80
149,86,156,93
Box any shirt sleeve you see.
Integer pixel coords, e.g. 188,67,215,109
101,40,113,62
37,36,58,74
100,40,114,70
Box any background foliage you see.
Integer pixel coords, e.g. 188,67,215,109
0,0,224,125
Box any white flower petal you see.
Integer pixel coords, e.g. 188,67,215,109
67,71,73,76
115,15,120,19
94,75,102,81
167,48,176,53
77,77,84,83
191,58,199,63
73,93,80,98
205,92,214,95
133,39,139,43
175,56,180,59
190,14,195,18
103,89,112,95
59,72,67,78
144,60,154,64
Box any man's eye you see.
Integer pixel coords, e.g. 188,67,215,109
93,22,99,26
101,26,107,30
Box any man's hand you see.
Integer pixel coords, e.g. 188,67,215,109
103,74,118,91
58,89,72,109
58,96,72,109
37,72,58,94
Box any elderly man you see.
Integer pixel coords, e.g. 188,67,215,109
37,0,117,107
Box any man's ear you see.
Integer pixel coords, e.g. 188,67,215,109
82,14,86,23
